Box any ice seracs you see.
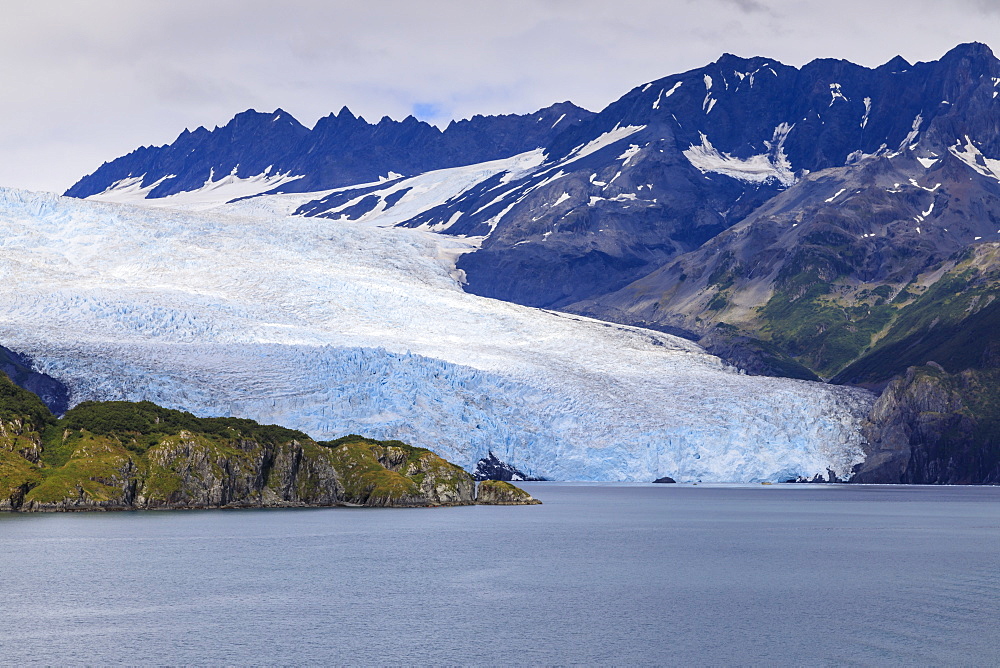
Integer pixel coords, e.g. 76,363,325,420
0,186,871,482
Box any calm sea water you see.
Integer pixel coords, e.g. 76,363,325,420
0,483,998,666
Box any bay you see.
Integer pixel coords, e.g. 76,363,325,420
1,483,998,665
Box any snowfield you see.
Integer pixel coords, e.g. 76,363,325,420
0,185,872,481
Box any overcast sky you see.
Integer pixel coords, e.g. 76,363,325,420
3,0,999,193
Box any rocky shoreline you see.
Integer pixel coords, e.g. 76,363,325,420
0,374,541,512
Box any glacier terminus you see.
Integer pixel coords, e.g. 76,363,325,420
0,182,872,482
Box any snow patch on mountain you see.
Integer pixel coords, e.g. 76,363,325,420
0,187,871,482
556,125,646,167
683,129,796,186
307,151,542,229
88,169,304,210
949,135,1000,180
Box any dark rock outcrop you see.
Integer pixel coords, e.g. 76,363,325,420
852,366,1000,484
652,476,676,483
475,479,541,505
0,345,70,415
472,450,545,481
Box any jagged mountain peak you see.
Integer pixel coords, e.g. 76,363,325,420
878,55,912,72
940,41,996,62
710,52,786,70
225,107,309,132
67,98,595,200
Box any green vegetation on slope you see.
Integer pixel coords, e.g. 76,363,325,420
0,371,55,430
476,479,541,504
835,254,1000,385
757,251,897,378
0,376,477,510
320,434,472,506
60,400,309,447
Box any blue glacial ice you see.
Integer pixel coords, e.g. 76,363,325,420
0,186,874,481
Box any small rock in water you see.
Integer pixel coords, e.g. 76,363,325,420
652,476,677,484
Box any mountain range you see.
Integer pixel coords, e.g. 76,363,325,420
32,41,1000,483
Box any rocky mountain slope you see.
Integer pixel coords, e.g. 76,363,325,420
450,43,1000,307
833,244,1000,386
852,365,999,484
838,245,1000,482
571,44,1000,378
0,373,543,510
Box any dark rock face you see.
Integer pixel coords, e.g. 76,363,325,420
0,345,69,415
65,103,594,200
652,476,676,483
852,366,1000,484
23,434,347,512
472,451,545,481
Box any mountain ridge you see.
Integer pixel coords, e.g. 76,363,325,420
54,42,1000,483
65,102,594,200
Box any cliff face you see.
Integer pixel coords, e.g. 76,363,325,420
0,418,44,510
0,375,487,510
19,431,349,511
1,424,478,511
853,366,1000,484
324,436,475,507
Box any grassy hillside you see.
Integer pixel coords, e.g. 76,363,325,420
0,375,478,510
834,245,1000,386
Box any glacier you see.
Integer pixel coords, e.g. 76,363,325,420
0,185,873,481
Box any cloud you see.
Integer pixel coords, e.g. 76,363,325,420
966,0,1000,14
0,0,998,192
716,0,777,15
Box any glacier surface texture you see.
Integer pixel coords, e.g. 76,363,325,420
0,185,873,481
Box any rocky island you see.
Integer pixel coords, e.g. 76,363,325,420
0,374,540,511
